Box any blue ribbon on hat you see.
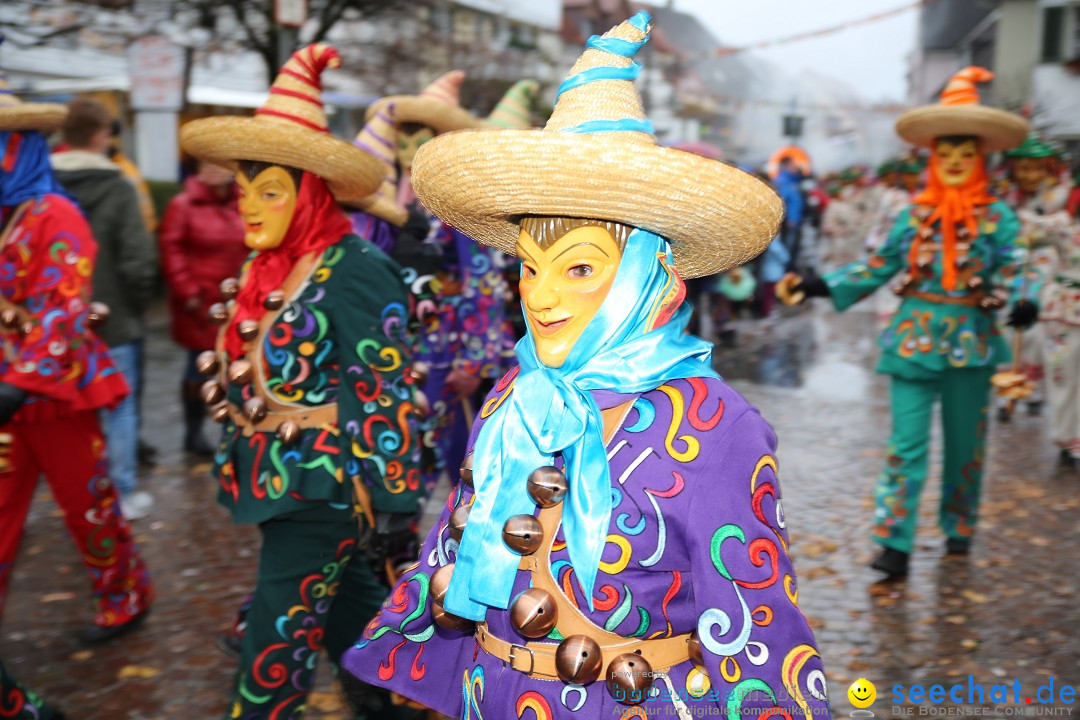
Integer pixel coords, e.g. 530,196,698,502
444,228,720,620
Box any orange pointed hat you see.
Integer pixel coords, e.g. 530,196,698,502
179,44,382,204
365,70,483,134
350,103,408,226
0,41,66,133
410,12,781,279
895,66,1028,153
486,79,540,129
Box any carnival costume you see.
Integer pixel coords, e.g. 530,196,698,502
179,44,424,718
0,64,153,644
787,67,1033,573
343,14,830,719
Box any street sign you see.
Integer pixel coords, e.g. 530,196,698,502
127,35,186,111
275,0,308,28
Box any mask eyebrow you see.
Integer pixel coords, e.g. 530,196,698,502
516,244,538,265
553,242,608,261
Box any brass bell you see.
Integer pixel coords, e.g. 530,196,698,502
0,309,20,331
555,635,603,685
968,275,985,290
502,514,543,555
220,277,240,301
208,303,228,324
408,361,431,385
412,389,430,417
527,466,567,508
228,359,254,386
606,653,653,705
264,290,285,311
430,563,455,604
509,588,557,639
432,600,475,633
688,630,705,671
209,401,231,423
85,302,110,329
238,319,260,342
195,350,220,376
243,396,268,424
276,421,301,445
447,504,470,541
200,380,225,406
18,321,32,336
459,454,474,488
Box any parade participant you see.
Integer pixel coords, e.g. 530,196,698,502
0,67,153,644
994,134,1072,421
158,159,248,455
898,157,925,196
52,97,158,519
0,660,66,719
178,43,424,718
780,67,1033,577
344,13,830,719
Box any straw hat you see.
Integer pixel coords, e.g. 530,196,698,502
0,54,66,133
486,79,540,129
895,67,1028,153
179,44,382,205
350,103,407,226
410,12,782,279
366,70,483,134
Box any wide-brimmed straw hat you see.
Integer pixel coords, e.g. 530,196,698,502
486,79,540,129
0,52,66,133
179,44,382,205
410,12,782,279
350,103,407,226
896,67,1028,154
366,70,483,134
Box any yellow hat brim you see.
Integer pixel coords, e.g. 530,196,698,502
0,104,68,133
895,105,1029,153
366,97,483,134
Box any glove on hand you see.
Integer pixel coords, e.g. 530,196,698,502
1006,300,1039,329
0,383,27,426
795,274,830,299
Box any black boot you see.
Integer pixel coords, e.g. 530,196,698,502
182,380,214,456
945,537,970,555
870,547,909,578
1060,449,1077,468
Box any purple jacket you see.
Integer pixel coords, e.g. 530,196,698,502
342,375,830,719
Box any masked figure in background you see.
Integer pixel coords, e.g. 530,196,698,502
781,67,1034,577
994,134,1071,423
368,72,521,494
0,63,153,647
179,44,424,719
343,13,829,719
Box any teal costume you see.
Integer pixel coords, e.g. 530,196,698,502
825,200,1030,551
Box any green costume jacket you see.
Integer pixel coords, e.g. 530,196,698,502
212,234,424,524
825,200,1033,379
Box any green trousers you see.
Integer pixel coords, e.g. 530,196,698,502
873,367,994,553
227,505,386,719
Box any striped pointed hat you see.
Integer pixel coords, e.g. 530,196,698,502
179,44,382,204
365,70,483,134
896,66,1028,153
0,40,66,133
411,12,782,278
486,79,540,129
350,103,407,226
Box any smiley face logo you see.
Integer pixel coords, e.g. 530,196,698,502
848,678,876,708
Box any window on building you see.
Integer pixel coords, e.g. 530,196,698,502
1041,6,1064,62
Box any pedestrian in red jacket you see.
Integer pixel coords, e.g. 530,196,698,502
158,160,247,454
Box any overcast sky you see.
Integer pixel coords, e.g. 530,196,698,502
671,0,919,102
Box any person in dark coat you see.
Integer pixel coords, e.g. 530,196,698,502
51,97,158,520
158,160,247,454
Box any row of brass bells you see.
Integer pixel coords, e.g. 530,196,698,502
265,290,285,311
208,303,228,325
85,302,110,329
243,396,267,424
209,401,230,423
527,466,567,507
196,350,220,376
238,319,260,342
502,514,543,555
459,454,473,488
448,504,470,542
228,359,254,386
427,563,475,632
220,278,239,301
277,421,301,445
555,635,602,684
606,652,654,704
510,587,557,638
200,380,225,406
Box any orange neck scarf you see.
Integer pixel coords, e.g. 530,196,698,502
910,153,996,290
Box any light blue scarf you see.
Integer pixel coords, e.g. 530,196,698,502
444,228,721,620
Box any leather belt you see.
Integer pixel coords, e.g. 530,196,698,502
227,401,338,436
903,290,980,307
474,622,692,681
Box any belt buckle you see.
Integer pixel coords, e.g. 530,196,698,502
507,643,534,674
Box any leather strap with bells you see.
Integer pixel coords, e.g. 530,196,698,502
474,399,693,681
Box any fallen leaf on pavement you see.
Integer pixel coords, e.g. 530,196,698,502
118,665,160,680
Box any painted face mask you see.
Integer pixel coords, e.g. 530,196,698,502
517,224,623,368
934,138,980,188
237,166,298,250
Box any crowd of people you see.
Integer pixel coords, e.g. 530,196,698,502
0,13,1077,720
